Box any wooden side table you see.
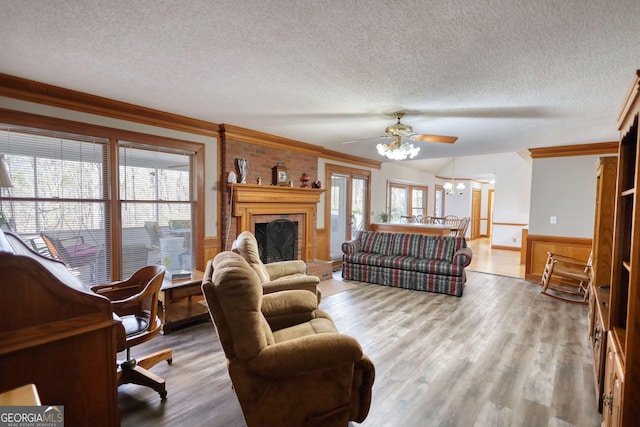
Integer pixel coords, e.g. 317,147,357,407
159,270,210,334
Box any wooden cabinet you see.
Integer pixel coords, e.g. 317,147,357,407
591,285,609,412
604,69,640,426
602,333,624,427
590,156,616,412
592,156,617,288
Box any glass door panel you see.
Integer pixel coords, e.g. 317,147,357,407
330,175,348,260
351,177,367,239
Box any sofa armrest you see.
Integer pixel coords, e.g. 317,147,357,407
341,238,361,255
247,333,363,377
262,290,318,330
265,260,307,279
453,247,473,268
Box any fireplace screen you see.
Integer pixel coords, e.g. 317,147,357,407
255,219,298,263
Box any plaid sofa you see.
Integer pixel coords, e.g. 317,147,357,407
341,231,473,297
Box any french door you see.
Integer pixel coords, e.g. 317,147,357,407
326,164,370,262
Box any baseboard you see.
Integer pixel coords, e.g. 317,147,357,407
491,245,520,251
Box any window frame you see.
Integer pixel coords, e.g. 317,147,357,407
0,109,205,278
386,180,429,222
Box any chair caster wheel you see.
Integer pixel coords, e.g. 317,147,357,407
167,358,173,365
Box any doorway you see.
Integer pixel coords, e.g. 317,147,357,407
325,164,371,264
471,188,481,239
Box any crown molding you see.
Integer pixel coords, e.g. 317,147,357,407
220,124,382,169
0,73,381,169
0,72,218,137
528,141,618,159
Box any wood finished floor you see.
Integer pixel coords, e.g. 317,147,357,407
466,237,525,279
119,270,600,427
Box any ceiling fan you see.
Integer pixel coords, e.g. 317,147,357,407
383,112,458,144
345,112,457,160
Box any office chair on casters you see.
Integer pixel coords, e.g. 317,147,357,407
91,265,173,399
539,251,592,304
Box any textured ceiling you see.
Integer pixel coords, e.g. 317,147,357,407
1,0,639,172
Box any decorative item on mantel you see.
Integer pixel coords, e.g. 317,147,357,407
312,180,322,189
237,158,248,184
300,172,310,188
257,177,262,185
272,162,289,186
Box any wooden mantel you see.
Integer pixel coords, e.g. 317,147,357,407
230,184,325,261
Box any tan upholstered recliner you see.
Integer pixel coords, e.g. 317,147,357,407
202,251,375,427
232,231,321,302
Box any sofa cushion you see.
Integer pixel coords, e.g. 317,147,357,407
343,252,386,267
390,233,425,257
379,256,463,276
360,231,394,255
423,237,456,261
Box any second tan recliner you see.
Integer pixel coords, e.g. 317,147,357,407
232,231,321,302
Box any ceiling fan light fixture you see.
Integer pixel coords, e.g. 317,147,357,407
376,136,420,160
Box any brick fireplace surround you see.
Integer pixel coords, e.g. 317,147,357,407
219,125,332,280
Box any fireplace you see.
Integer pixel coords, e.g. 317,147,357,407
255,219,298,263
229,184,324,261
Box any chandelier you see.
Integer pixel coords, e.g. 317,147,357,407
443,158,465,195
376,135,420,160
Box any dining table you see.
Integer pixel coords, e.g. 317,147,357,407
371,222,456,236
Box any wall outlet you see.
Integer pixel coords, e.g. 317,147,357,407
550,216,557,224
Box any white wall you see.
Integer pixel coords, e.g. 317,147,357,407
529,155,615,238
435,153,532,247
0,96,219,236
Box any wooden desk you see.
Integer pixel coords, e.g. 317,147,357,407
371,222,452,236
0,384,41,405
0,230,121,427
159,270,209,334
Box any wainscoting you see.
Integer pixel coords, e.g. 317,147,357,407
524,234,592,283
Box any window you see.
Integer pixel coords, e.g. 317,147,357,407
0,119,203,284
119,143,196,278
387,181,428,222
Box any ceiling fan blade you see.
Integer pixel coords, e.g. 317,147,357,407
411,134,458,144
342,135,388,144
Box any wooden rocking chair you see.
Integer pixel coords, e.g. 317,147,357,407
539,251,592,303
